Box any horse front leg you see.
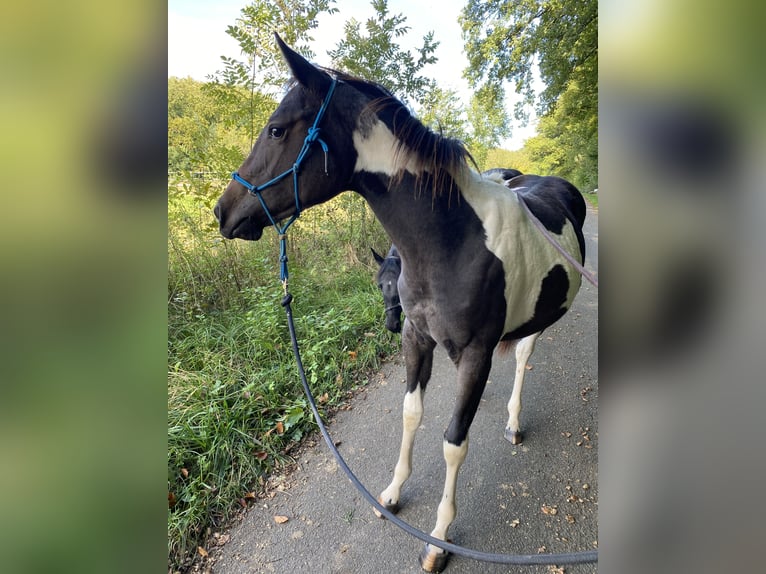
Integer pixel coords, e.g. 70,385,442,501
505,332,540,445
376,319,435,516
420,346,492,572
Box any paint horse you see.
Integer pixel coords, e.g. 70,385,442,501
371,244,403,333
370,170,524,335
370,168,542,444
215,35,586,572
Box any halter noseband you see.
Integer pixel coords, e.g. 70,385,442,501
231,78,338,284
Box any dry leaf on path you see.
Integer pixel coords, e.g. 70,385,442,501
274,515,289,524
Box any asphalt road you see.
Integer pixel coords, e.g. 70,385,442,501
213,205,598,574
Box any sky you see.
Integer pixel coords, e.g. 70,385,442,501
168,0,538,150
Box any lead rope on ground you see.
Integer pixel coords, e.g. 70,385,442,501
279,288,598,566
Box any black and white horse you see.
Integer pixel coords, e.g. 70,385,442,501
370,166,545,442
215,35,586,572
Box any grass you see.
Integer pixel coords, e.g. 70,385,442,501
167,184,396,572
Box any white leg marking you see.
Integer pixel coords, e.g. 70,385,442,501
506,333,539,433
430,437,469,544
379,384,423,507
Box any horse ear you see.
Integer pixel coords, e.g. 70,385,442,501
274,32,331,95
371,248,385,265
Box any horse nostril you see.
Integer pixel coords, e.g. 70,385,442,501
213,202,221,222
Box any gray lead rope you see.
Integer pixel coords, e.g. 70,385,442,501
513,189,598,288
280,290,598,566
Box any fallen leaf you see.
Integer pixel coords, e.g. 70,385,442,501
168,492,176,508
180,468,189,478
255,451,268,461
274,515,289,524
348,351,357,360
318,393,329,404
244,491,256,499
525,364,533,370
197,547,208,558
566,514,576,524
275,421,284,435
541,505,558,515
216,534,230,546
510,519,520,528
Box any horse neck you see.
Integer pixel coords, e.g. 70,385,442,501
353,169,467,264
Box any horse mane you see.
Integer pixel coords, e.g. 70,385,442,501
324,68,475,200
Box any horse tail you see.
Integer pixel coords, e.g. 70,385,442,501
496,340,516,355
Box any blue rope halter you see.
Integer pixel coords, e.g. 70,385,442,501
231,78,338,285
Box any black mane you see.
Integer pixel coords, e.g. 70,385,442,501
327,69,474,198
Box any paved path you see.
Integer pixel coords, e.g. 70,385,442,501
214,206,598,573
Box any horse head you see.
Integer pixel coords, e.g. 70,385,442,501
371,245,402,333
214,34,360,241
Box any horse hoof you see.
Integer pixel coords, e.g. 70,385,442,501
419,543,450,572
504,428,524,445
373,495,400,519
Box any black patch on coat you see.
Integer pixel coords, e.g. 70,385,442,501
502,265,570,341
513,175,586,260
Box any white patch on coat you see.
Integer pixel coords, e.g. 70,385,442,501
352,119,420,177
459,170,582,335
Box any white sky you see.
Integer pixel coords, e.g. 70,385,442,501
168,0,539,150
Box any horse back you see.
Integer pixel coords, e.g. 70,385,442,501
509,175,587,259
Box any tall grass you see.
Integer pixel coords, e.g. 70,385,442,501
168,181,397,571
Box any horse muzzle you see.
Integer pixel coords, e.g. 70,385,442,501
214,200,264,241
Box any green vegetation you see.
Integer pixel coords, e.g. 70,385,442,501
461,0,598,190
168,183,397,571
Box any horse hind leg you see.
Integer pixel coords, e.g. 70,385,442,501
504,332,540,445
376,321,435,517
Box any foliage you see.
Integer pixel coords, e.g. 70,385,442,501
483,147,535,174
168,77,262,177
416,85,470,141
328,0,439,107
460,0,597,188
461,0,597,119
168,187,396,571
466,83,512,168
216,0,338,94
524,80,598,190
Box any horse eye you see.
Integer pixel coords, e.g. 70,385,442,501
269,126,285,139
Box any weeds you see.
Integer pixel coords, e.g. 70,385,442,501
168,180,396,571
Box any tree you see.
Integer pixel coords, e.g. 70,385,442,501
205,0,338,153
485,147,535,174
216,0,338,93
168,77,266,180
416,86,469,141
460,0,597,186
328,0,439,107
461,0,596,119
466,83,511,168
